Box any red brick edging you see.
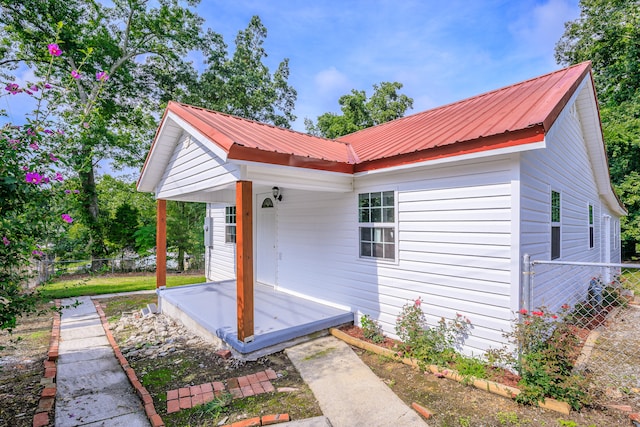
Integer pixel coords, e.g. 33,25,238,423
166,369,278,414
33,300,61,427
93,300,165,427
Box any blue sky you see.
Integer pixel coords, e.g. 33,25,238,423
1,0,581,178
195,0,581,131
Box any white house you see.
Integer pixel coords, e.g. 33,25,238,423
138,62,625,356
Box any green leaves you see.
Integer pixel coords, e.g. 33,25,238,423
306,81,413,138
183,16,297,128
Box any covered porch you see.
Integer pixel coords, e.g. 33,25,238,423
137,102,356,357
158,280,353,359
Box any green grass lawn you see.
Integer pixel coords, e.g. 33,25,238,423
40,273,206,299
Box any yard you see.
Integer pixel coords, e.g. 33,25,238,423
1,286,636,426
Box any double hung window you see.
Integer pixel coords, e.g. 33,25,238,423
358,191,395,260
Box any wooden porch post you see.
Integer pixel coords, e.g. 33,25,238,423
236,180,254,342
156,199,167,289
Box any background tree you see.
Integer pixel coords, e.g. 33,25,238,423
305,81,413,138
181,16,297,127
555,0,640,258
166,201,205,271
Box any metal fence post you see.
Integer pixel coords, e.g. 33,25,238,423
522,253,532,313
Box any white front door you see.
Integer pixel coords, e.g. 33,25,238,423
256,193,277,286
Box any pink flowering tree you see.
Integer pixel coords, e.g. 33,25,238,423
0,0,207,270
0,30,97,330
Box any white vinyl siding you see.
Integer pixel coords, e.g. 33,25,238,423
156,132,240,200
275,157,515,356
520,93,604,311
205,203,236,282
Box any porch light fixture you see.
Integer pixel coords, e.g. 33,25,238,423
272,186,282,201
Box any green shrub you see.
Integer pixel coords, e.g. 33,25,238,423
360,314,385,344
395,297,471,367
507,307,590,410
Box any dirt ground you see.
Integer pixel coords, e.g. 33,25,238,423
0,295,635,427
0,304,54,427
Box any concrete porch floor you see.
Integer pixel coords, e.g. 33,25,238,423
158,281,354,359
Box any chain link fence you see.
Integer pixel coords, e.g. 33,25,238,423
524,256,640,406
35,253,205,284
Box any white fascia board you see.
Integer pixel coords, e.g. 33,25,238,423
232,159,353,192
166,111,230,162
138,118,182,193
353,140,547,178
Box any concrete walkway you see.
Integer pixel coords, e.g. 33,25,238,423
55,296,150,426
286,336,428,427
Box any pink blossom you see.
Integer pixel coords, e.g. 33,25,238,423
47,43,62,56
29,142,39,150
71,70,81,79
32,249,44,257
49,153,59,162
25,172,43,184
44,83,52,89
414,297,422,307
519,308,528,315
561,304,570,310
96,71,109,82
22,165,29,171
4,83,20,94
61,214,73,223
43,129,53,134
27,128,35,136
73,190,80,194
2,236,9,246
532,310,544,317
551,315,558,319
30,85,38,92
9,139,19,148
54,172,64,182
64,189,71,194
42,176,50,184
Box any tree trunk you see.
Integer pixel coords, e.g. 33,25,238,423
177,246,185,272
79,160,106,272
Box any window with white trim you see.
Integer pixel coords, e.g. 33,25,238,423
551,190,561,260
358,191,395,260
588,204,594,249
225,206,236,243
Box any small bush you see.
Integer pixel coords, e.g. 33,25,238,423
360,314,385,344
504,307,590,410
395,297,471,367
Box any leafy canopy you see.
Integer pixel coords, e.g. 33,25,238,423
305,81,413,138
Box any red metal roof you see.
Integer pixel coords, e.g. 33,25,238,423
166,102,357,173
160,62,591,173
338,62,591,171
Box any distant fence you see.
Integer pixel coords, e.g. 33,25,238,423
36,253,205,284
524,256,640,406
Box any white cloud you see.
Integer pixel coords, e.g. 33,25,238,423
509,0,579,61
314,67,351,95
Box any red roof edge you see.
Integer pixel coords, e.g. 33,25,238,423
167,101,236,152
542,62,592,131
354,126,545,173
227,144,355,174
